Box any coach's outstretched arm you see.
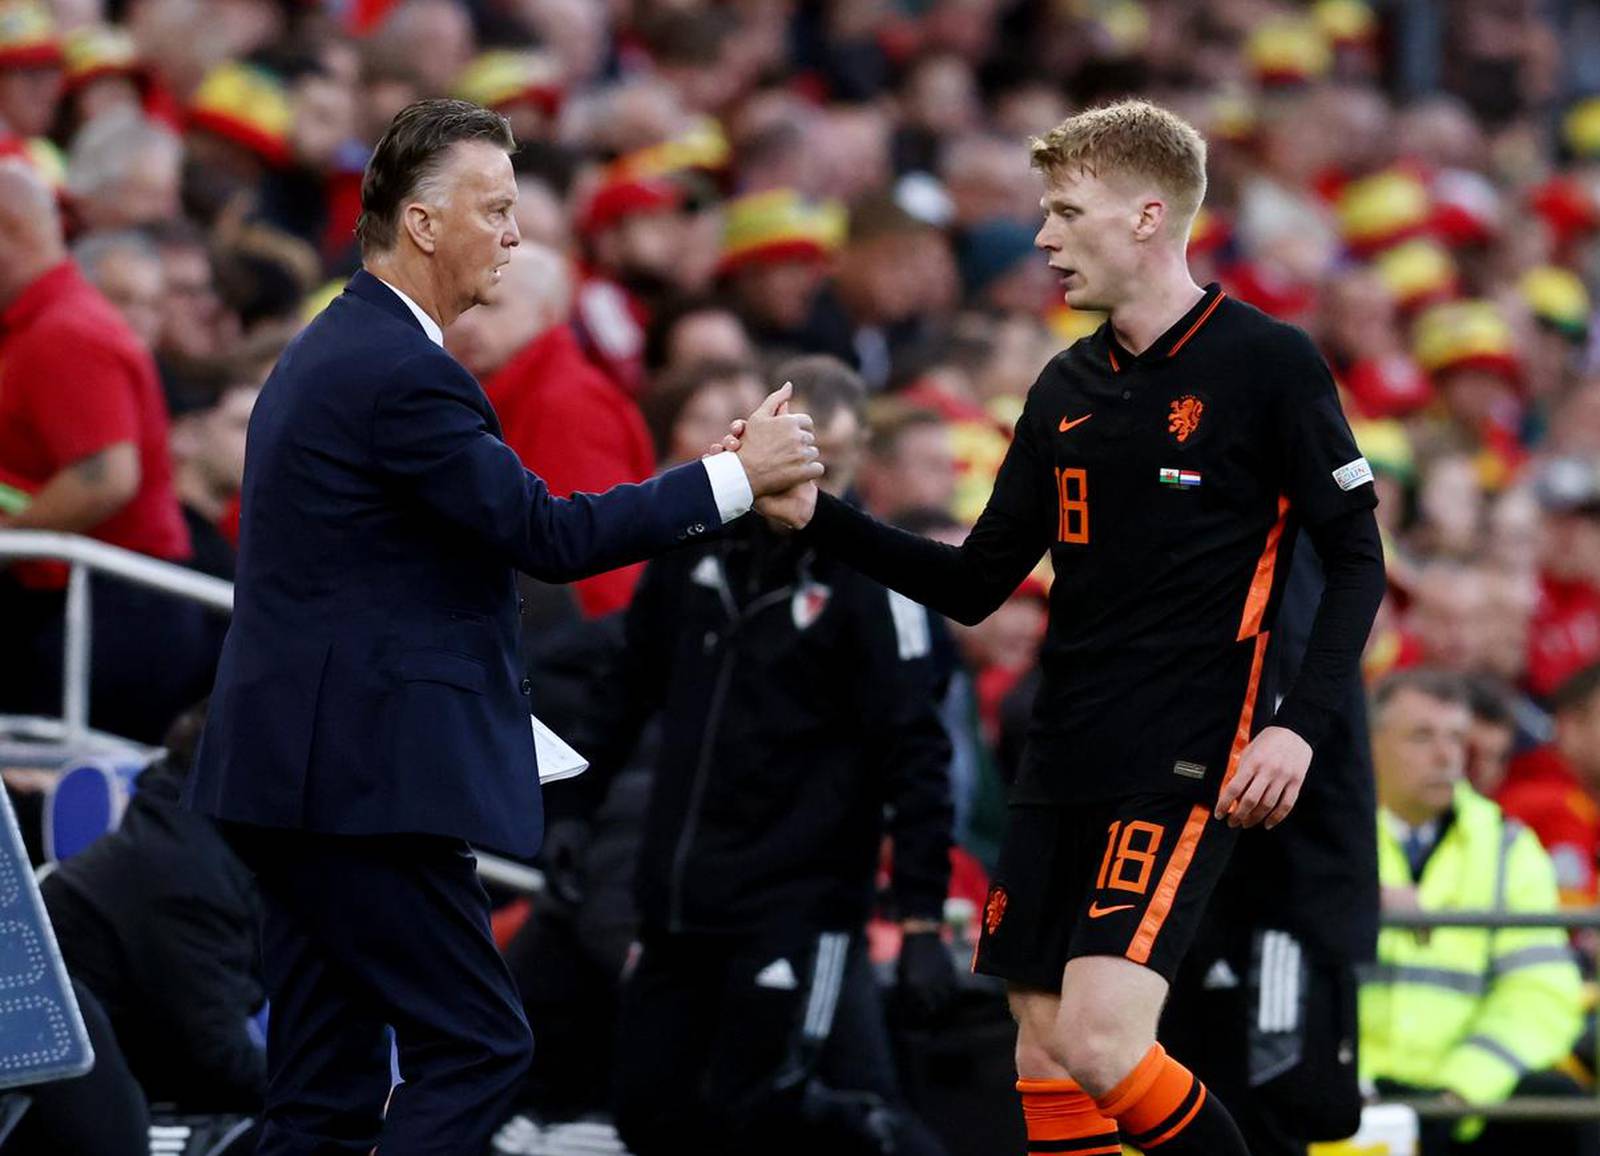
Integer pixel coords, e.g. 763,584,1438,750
789,407,1057,626
373,363,820,582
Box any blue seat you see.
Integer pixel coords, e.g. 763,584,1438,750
42,758,140,863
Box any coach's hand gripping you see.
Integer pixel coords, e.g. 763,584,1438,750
734,382,824,499
1214,725,1312,829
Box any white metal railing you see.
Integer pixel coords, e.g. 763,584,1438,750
0,530,543,894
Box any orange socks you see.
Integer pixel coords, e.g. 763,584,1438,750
1092,1044,1247,1154
1016,1078,1121,1155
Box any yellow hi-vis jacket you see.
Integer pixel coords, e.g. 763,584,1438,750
1361,783,1582,1105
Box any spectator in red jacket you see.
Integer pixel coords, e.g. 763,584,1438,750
448,240,655,617
1498,663,1600,904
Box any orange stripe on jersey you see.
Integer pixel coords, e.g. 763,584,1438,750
1108,346,1120,372
1167,292,1227,357
1125,805,1208,965
1237,495,1291,642
1219,631,1270,794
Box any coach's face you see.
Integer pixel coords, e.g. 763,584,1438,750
426,140,520,315
1035,168,1161,314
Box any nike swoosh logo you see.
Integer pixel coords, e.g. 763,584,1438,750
1087,902,1136,919
1059,413,1092,433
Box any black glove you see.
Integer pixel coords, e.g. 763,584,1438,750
896,929,957,1024
540,818,591,907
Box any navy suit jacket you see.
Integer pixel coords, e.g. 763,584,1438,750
188,271,722,856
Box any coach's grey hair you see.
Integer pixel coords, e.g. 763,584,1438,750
66,108,181,198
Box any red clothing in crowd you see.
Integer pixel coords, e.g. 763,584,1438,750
482,324,656,616
0,261,189,565
1497,744,1600,903
572,273,651,396
1527,573,1600,699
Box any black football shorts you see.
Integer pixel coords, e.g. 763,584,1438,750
974,792,1239,989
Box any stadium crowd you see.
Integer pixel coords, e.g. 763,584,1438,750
9,0,1600,1152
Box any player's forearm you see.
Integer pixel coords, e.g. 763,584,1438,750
806,493,1006,625
1271,509,1385,749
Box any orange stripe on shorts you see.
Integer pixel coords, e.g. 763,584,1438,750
1125,805,1209,965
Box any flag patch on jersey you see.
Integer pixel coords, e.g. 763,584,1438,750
1159,468,1202,488
1332,456,1374,491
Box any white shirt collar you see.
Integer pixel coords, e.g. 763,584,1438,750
373,275,444,347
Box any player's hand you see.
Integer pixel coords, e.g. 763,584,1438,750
1215,725,1311,829
735,383,823,497
755,480,818,531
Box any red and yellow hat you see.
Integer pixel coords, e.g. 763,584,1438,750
579,174,683,237
61,24,138,90
0,0,60,69
1521,266,1591,340
609,117,731,183
453,50,563,117
717,189,845,275
188,62,292,167
1413,300,1520,382
1372,238,1458,311
1336,167,1432,256
1245,16,1331,87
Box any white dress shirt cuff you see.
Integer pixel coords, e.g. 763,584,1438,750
701,451,754,524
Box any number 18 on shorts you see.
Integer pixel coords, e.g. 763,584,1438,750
974,794,1239,989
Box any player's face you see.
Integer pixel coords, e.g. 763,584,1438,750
1034,168,1148,313
1373,688,1470,823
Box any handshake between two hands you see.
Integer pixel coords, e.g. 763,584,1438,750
707,382,825,530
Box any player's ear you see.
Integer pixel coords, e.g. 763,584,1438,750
1133,197,1165,242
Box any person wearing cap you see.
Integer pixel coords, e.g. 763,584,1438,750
454,49,562,143
1519,266,1591,423
572,170,692,393
1412,299,1526,488
0,0,61,141
448,241,656,617
717,186,851,366
58,23,145,133
183,60,293,223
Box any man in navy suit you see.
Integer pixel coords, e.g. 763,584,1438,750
186,99,822,1156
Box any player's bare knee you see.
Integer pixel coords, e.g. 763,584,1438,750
1056,1022,1144,1097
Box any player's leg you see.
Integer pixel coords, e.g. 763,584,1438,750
1053,798,1251,1154
978,802,1122,1156
1011,984,1123,1155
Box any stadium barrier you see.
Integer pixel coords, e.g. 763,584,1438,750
0,530,545,895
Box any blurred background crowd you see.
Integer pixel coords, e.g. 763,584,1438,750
12,0,1600,1152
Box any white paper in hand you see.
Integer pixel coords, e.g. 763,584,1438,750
532,713,588,784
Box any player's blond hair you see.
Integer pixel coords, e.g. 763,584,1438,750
1029,100,1208,231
